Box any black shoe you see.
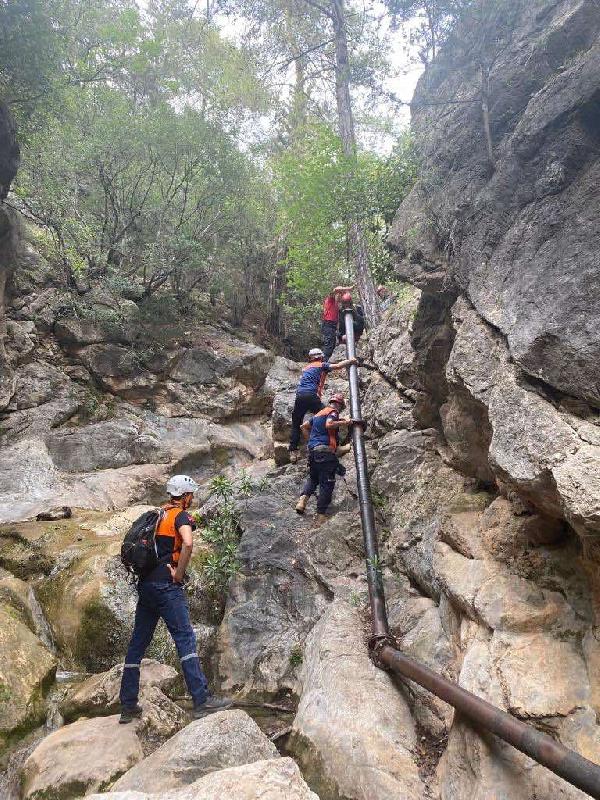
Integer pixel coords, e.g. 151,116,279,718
192,695,233,719
119,704,143,724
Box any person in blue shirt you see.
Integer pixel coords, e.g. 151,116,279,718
294,393,359,524
288,348,356,463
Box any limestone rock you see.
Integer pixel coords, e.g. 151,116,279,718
60,659,178,720
21,715,144,800
290,600,424,800
89,757,319,800
0,603,56,751
112,710,278,793
45,418,167,473
445,298,600,538
38,546,137,671
492,632,589,718
371,428,466,598
390,0,600,406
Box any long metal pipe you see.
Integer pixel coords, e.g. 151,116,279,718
341,300,600,799
343,305,389,638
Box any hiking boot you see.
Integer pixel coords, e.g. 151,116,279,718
336,443,351,456
295,495,309,515
315,514,328,527
119,704,143,724
289,451,299,464
192,695,233,719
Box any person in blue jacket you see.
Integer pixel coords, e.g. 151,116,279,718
288,348,356,463
294,393,359,523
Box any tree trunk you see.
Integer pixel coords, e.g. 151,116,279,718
266,239,287,338
330,0,380,326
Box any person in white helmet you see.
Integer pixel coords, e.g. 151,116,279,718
119,474,232,723
288,347,356,463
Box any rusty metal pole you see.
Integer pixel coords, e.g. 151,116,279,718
340,295,600,799
342,301,389,639
377,646,600,799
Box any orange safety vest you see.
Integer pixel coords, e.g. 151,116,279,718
156,504,185,565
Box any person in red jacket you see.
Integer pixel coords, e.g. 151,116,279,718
321,284,354,359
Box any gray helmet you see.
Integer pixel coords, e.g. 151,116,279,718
166,474,199,497
308,347,324,360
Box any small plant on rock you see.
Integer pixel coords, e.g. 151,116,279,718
289,645,303,667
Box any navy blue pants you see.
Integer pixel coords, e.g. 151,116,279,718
119,580,208,708
321,320,337,360
289,392,323,452
302,450,339,513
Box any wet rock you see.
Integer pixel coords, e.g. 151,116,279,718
0,603,56,752
112,710,278,793
90,757,319,800
38,546,137,671
21,715,144,800
60,659,178,720
290,600,425,800
0,529,55,578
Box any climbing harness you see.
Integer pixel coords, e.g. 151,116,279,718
341,295,600,799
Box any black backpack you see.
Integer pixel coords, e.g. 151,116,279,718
121,509,164,579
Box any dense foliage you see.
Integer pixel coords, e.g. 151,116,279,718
1,0,421,350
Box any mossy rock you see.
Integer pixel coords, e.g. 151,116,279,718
446,490,494,515
0,603,56,754
37,549,136,672
0,531,54,579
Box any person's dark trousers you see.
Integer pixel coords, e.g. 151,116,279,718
289,392,324,452
302,450,338,513
120,580,208,709
321,320,337,360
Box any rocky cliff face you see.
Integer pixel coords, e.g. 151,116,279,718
375,0,600,796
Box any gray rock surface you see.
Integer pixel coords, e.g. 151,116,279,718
290,600,425,800
112,711,278,793
389,0,600,407
216,470,364,700
21,715,144,800
89,758,319,800
446,297,600,537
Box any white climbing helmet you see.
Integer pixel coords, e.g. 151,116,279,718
308,348,324,360
166,474,199,497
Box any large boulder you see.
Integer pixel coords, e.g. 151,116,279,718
444,298,600,538
89,757,319,800
60,659,178,720
0,603,56,751
21,715,144,800
290,600,425,800
45,418,167,473
216,471,363,700
112,711,278,793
